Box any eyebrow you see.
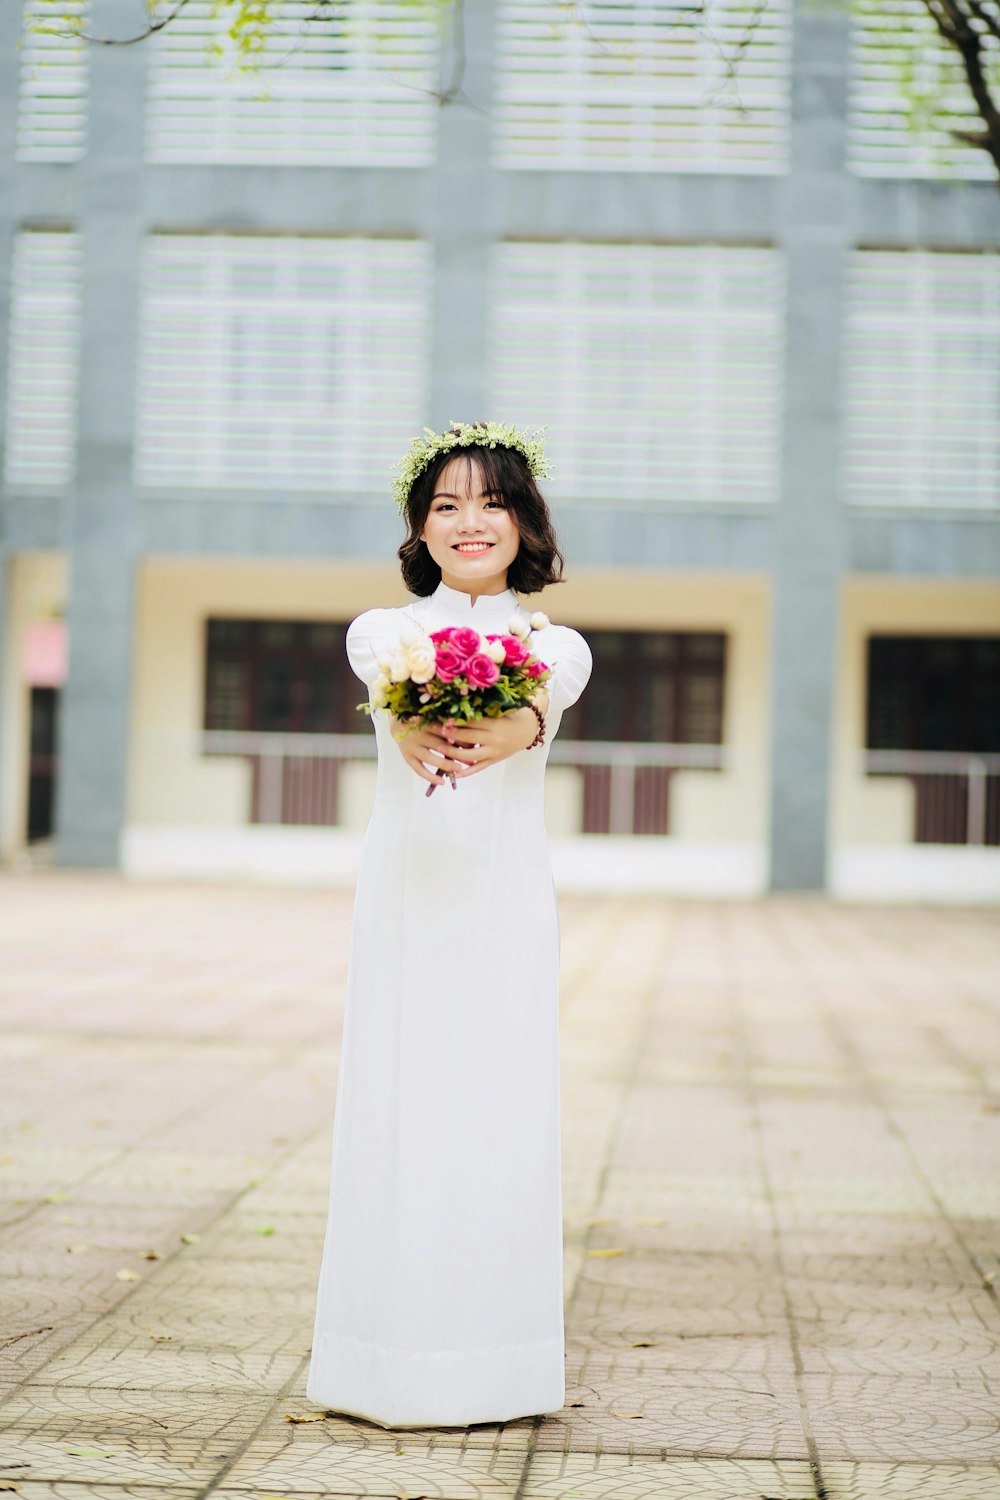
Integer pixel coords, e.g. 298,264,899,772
432,489,503,500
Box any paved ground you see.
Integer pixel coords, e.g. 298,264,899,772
0,875,998,1500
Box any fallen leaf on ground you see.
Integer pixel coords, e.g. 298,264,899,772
565,1400,586,1407
179,1233,200,1244
115,1269,140,1281
631,1340,656,1347
609,1409,644,1419
143,1250,161,1260
588,1247,626,1257
284,1412,327,1423
65,1245,90,1254
255,1225,276,1236
64,1447,117,1458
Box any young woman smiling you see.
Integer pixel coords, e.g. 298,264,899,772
305,423,593,1432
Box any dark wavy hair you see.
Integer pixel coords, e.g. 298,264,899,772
398,444,565,597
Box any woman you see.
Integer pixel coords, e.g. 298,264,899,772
306,422,593,1430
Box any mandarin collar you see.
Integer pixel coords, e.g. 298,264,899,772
425,579,521,625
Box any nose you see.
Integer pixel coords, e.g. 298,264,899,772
456,504,486,533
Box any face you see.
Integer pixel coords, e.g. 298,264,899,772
419,454,521,594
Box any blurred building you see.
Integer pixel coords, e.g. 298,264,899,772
1,0,999,898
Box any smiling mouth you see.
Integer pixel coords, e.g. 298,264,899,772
453,542,495,553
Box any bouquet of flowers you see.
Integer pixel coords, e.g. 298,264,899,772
360,612,552,796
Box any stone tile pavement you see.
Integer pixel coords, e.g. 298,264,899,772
0,873,998,1499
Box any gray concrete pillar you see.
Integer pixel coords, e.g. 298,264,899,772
768,6,852,890
428,0,497,427
55,1,143,867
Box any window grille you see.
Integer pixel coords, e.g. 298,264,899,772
494,0,792,173
17,0,89,162
145,0,439,166
843,249,1000,510
847,0,999,181
4,229,82,487
490,240,784,504
134,234,431,494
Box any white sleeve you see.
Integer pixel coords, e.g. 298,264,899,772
345,608,401,689
537,625,593,717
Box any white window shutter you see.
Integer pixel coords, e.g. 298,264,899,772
17,0,89,162
490,241,785,504
135,235,432,494
145,0,439,166
494,0,792,174
843,250,1000,510
4,230,83,486
847,0,999,180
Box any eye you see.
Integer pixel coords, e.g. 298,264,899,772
486,498,505,508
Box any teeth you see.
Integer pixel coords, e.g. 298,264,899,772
455,543,492,552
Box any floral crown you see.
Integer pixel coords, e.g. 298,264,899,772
391,420,551,513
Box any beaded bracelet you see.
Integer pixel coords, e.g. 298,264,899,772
525,700,546,750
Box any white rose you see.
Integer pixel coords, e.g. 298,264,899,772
398,624,424,647
486,638,507,664
389,654,410,683
529,611,550,631
507,615,530,639
376,653,394,675
405,641,437,683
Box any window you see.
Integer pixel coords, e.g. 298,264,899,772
135,234,431,493
848,0,999,181
17,0,88,162
4,229,83,487
843,249,1000,511
867,636,1000,754
146,0,439,166
494,0,791,173
490,240,784,504
866,635,1000,846
204,618,358,734
561,629,726,743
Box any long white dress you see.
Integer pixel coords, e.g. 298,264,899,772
305,579,593,1429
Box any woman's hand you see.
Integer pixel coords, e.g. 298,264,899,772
388,716,471,788
438,689,550,781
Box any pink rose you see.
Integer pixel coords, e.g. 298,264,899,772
499,634,529,666
430,627,457,645
434,643,465,682
524,659,546,679
450,627,482,661
464,652,501,688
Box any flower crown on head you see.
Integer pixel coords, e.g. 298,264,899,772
391,419,551,513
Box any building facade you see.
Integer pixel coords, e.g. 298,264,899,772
1,0,999,898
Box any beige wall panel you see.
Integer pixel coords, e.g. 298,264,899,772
0,553,68,861
547,571,772,846
129,560,770,844
833,579,1000,848
129,559,409,826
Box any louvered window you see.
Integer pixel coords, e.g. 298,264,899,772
848,0,999,181
134,235,431,494
17,1,89,162
4,230,83,487
494,0,792,173
145,0,438,166
843,250,1000,510
490,241,784,504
